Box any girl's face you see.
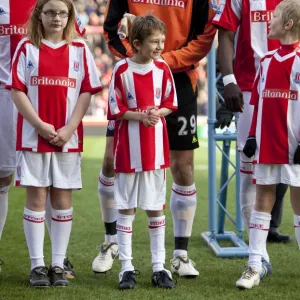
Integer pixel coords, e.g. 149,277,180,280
40,0,69,38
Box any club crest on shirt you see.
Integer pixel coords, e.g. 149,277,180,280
155,88,161,99
73,61,80,72
294,72,300,84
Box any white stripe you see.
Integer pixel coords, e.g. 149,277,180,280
250,0,268,74
122,69,137,108
155,120,164,168
152,66,163,106
23,45,39,151
230,0,242,21
128,121,142,170
64,45,80,152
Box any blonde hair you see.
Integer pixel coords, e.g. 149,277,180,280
277,0,300,39
130,15,166,54
27,0,79,48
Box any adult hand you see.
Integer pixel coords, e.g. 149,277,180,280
36,122,57,141
223,83,244,112
215,104,234,129
243,136,257,158
49,125,74,147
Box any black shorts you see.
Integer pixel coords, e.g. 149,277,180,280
165,72,199,150
105,72,199,150
106,120,115,137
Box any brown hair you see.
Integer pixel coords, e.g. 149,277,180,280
27,0,79,48
130,15,166,54
277,0,300,39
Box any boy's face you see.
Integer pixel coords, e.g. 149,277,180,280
136,30,165,62
268,6,285,40
40,0,69,38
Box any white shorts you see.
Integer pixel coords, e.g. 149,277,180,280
15,151,82,189
254,164,300,186
0,90,17,172
114,169,166,211
237,92,254,151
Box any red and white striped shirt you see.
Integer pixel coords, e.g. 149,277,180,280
6,38,102,152
213,0,282,91
108,58,177,173
249,43,300,164
0,0,85,88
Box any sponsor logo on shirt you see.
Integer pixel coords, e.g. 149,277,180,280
110,96,116,103
73,60,80,72
30,76,76,88
0,24,27,36
251,10,274,23
295,72,300,84
131,0,187,9
27,60,34,69
209,0,219,11
262,89,298,100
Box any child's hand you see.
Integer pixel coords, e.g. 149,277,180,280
147,108,160,126
49,125,74,147
36,122,57,140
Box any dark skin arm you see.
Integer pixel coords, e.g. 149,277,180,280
217,28,244,113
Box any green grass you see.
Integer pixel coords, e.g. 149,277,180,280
0,136,297,299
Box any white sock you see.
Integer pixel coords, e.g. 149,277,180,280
105,234,117,244
0,186,9,239
294,215,300,249
98,171,117,223
173,249,187,257
170,183,197,238
248,210,271,272
51,208,73,269
117,213,135,272
148,216,165,272
23,208,45,270
44,193,52,237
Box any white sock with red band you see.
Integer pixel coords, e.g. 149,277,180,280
294,215,300,249
23,208,45,270
117,213,135,273
248,210,271,272
170,183,197,238
51,208,73,269
148,215,165,272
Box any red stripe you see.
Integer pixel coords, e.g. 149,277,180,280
99,176,114,186
23,217,44,223
149,225,165,229
116,229,133,233
38,43,69,152
51,217,73,222
240,170,253,175
172,189,196,196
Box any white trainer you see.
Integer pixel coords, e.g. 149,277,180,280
236,266,260,290
92,242,119,273
170,255,199,278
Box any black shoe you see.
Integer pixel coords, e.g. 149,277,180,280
64,257,76,279
29,266,51,287
152,270,176,289
119,270,139,290
48,266,69,287
267,229,293,243
0,258,3,273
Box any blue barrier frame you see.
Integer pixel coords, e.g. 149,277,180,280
201,44,248,257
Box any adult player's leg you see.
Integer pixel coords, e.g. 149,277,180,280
0,89,16,272
167,72,199,278
92,121,118,273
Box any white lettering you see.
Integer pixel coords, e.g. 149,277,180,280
130,0,185,8
30,76,76,88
